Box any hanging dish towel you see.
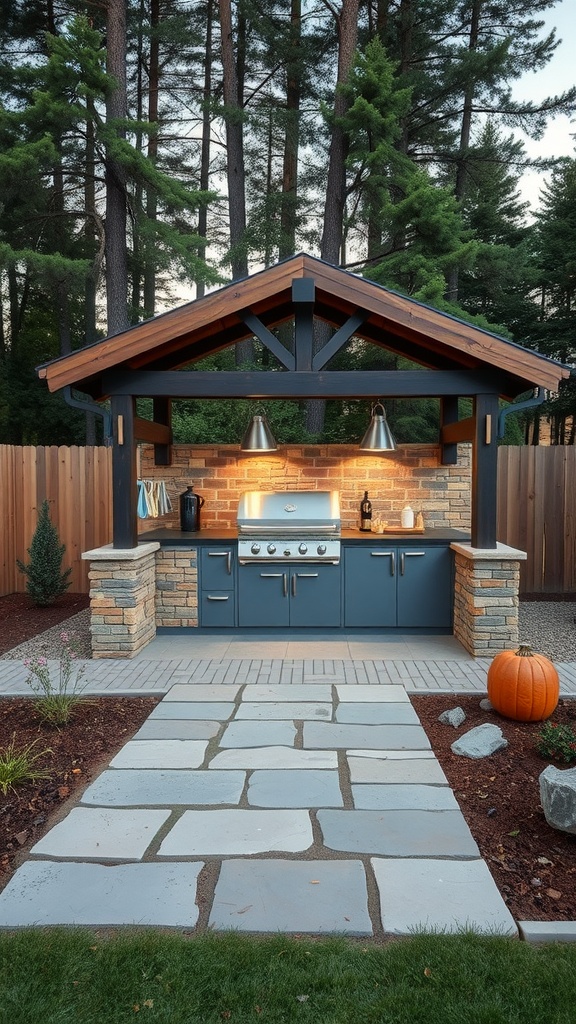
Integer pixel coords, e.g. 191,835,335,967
137,480,149,519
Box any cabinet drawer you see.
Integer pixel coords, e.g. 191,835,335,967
201,547,235,588
200,590,235,627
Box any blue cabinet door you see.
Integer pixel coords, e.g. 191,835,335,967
397,546,452,627
238,565,289,626
200,591,235,627
289,565,341,627
201,547,235,588
344,547,396,627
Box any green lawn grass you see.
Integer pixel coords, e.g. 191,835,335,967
1,930,575,1023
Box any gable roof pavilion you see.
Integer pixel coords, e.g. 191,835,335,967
37,254,570,550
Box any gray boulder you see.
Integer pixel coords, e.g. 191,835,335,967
479,699,493,711
438,707,466,729
451,724,508,760
539,765,576,835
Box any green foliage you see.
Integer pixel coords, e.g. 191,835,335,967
536,721,576,764
24,631,89,728
4,930,576,1022
0,736,51,796
16,500,72,606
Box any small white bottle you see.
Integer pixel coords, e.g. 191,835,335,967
401,505,414,529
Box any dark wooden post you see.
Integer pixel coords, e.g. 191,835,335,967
153,397,172,466
471,393,499,549
292,278,314,370
440,396,459,465
111,394,138,548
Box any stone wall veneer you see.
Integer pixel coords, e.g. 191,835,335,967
138,443,471,536
451,542,527,658
82,543,159,659
155,546,198,628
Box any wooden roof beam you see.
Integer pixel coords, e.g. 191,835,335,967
102,367,510,399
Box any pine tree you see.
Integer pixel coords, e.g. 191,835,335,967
17,500,72,606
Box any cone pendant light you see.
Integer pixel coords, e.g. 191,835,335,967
240,413,278,452
359,401,396,452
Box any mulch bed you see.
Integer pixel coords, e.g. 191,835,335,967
0,696,160,893
412,694,576,923
0,592,90,656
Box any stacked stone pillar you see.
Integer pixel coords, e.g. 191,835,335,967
451,541,527,658
82,542,160,659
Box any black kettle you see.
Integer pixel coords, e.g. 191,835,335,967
179,485,205,532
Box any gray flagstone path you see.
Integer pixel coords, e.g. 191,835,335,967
0,676,519,938
1,633,575,938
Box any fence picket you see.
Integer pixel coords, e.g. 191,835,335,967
0,445,112,596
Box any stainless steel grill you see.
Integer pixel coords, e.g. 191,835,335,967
237,490,341,564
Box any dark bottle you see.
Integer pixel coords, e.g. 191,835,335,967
359,490,372,531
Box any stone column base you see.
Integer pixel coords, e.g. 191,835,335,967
450,542,527,658
82,542,160,659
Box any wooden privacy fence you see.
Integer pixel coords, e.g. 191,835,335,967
0,446,112,597
497,445,576,594
0,444,575,597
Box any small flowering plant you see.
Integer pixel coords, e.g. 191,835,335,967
24,631,90,727
536,720,576,764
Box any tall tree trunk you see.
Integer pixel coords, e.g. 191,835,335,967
446,0,481,303
196,0,214,300
278,0,301,261
307,0,359,434
143,0,160,318
320,0,359,267
219,0,253,364
105,0,129,336
131,0,146,319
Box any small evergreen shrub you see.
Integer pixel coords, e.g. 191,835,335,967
536,721,576,764
16,499,72,606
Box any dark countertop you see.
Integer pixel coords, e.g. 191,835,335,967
141,527,470,546
341,527,470,543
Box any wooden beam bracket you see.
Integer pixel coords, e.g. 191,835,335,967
242,311,295,370
312,309,367,370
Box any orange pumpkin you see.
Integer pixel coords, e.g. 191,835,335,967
487,644,559,722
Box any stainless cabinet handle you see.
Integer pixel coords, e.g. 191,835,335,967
292,573,296,597
296,573,319,578
260,573,284,577
371,550,395,575
206,595,229,601
400,551,425,575
283,573,288,597
208,550,233,575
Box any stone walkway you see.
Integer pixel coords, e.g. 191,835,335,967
2,632,575,939
0,680,518,937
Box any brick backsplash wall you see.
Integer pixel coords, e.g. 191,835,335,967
138,443,471,534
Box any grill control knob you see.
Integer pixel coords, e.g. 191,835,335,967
284,549,291,557
267,543,277,554
298,543,308,554
250,543,261,554
317,544,327,555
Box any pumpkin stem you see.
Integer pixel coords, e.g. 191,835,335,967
516,644,534,657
